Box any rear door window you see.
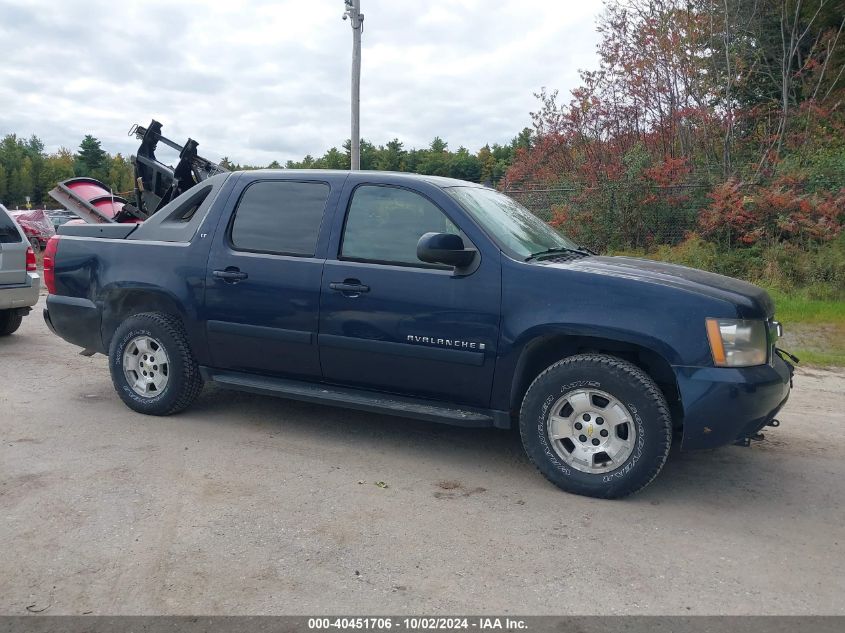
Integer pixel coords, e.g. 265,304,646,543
229,181,330,256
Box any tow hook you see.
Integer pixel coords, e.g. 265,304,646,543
734,432,765,448
767,419,780,428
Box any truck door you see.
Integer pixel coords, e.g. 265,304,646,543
318,183,501,407
204,176,338,378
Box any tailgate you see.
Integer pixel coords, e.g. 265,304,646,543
0,210,27,286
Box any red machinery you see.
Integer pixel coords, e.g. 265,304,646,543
47,177,133,225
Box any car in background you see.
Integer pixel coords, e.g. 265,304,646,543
0,204,40,335
9,208,56,252
47,209,81,232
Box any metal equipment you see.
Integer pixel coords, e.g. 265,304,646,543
49,120,228,224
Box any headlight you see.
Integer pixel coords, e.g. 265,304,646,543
705,318,768,367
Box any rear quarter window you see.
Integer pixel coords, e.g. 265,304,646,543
0,206,24,244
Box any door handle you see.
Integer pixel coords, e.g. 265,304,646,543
213,268,248,283
329,279,370,295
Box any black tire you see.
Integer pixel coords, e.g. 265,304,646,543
29,237,41,254
519,353,672,499
0,310,24,336
108,312,203,415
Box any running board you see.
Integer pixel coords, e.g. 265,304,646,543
200,368,510,428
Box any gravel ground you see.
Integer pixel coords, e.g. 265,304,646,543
1,296,844,615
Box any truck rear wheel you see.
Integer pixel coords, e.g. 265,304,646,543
108,312,203,415
519,353,672,499
0,310,24,336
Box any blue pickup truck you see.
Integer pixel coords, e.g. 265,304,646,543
43,170,794,498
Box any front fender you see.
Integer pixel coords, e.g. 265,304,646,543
495,323,683,412
512,323,683,366
492,258,736,412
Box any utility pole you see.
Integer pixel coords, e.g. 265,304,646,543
343,0,363,170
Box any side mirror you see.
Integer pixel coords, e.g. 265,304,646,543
416,232,476,269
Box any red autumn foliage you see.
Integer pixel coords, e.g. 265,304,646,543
501,0,845,251
699,179,845,246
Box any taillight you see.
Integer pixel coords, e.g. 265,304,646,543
26,246,37,272
43,235,60,295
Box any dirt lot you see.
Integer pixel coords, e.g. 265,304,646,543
2,295,844,615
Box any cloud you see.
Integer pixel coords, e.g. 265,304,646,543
0,0,602,165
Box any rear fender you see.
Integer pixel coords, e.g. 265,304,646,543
99,286,205,361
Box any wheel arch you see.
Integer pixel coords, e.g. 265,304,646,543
508,329,682,428
100,286,188,352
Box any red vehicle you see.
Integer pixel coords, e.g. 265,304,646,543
10,209,56,252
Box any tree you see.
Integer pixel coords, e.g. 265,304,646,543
8,169,23,206
42,148,76,194
501,0,845,251
26,135,44,155
281,133,516,184
106,154,134,194
0,164,7,203
18,157,34,205
449,147,481,182
322,147,348,170
477,145,496,184
512,128,532,152
429,137,448,153
75,135,108,181
376,139,405,171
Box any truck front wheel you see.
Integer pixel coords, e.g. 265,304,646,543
519,353,672,499
108,312,203,415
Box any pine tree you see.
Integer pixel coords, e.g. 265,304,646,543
75,135,108,180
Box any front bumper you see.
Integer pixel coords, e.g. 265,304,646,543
0,272,40,310
674,354,792,450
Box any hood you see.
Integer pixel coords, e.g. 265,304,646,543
542,256,774,317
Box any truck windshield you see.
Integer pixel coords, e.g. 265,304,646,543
445,186,580,260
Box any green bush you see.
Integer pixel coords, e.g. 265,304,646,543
652,234,718,271
613,234,845,299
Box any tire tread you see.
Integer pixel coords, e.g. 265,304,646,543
110,311,203,415
0,310,24,336
519,353,672,498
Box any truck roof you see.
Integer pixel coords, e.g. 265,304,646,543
228,169,486,190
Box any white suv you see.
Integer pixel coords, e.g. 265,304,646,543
0,203,40,335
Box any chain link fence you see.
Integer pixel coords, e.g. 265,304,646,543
504,176,845,252
503,183,714,252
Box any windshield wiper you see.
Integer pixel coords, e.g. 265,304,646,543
524,246,594,262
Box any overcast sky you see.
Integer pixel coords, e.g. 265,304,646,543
0,0,603,165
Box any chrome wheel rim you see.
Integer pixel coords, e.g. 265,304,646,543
122,335,170,398
546,388,637,474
